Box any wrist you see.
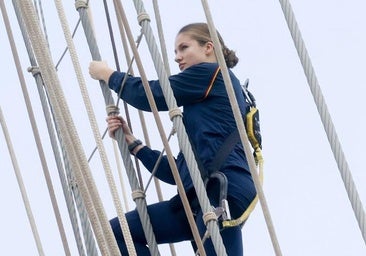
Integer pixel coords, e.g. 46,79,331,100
104,68,114,84
125,135,136,145
128,139,143,155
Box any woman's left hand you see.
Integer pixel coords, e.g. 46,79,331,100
106,116,135,143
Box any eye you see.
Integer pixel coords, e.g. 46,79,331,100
180,45,188,51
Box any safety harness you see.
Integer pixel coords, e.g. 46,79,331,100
200,67,264,228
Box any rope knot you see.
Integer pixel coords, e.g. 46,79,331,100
69,177,78,189
137,12,150,25
106,105,120,116
132,190,146,201
75,0,88,11
203,211,217,225
169,108,182,121
27,66,41,77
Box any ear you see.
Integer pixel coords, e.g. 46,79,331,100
205,41,215,55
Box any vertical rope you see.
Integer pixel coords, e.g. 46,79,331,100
278,0,366,244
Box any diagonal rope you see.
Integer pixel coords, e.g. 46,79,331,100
113,0,208,254
152,0,171,76
16,1,121,254
101,0,146,192
146,12,177,256
105,1,146,190
108,0,166,223
0,105,45,256
1,2,72,255
135,0,227,253
103,0,146,196
11,2,95,255
108,4,178,253
111,0,173,217
53,0,137,255
200,1,283,256
111,5,182,255
278,0,366,244
75,1,161,254
117,0,228,254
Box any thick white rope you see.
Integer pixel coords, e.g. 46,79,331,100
53,1,136,255
113,1,207,255
128,0,228,254
111,3,178,254
278,0,366,244
16,1,120,254
200,2,283,256
12,2,96,254
75,1,161,254
1,2,72,255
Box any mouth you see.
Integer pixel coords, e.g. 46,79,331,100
179,63,185,70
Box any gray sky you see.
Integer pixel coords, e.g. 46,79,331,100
1,1,366,255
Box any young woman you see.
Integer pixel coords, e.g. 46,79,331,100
89,22,257,256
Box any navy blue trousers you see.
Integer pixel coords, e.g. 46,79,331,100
110,199,244,255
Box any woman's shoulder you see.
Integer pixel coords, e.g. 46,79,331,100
176,62,219,81
185,62,219,73
185,63,238,81
170,62,218,83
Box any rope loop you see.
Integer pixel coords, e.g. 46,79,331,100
137,12,150,25
106,104,120,116
203,211,217,225
74,0,88,11
27,66,40,77
131,189,146,201
168,108,182,121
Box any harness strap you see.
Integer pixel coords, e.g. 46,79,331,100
208,129,240,173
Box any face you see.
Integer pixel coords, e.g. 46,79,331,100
174,32,213,71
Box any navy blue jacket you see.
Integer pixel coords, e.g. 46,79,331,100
108,62,251,193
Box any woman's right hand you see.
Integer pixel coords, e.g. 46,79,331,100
89,61,114,83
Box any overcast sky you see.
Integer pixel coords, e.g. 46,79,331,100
1,1,366,255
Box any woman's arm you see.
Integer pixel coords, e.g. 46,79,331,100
90,61,220,110
135,147,176,185
107,115,176,184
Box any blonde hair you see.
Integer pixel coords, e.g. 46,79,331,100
178,23,239,68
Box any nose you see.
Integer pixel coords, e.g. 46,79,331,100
175,52,182,63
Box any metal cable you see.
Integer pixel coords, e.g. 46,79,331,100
75,1,160,254
278,0,366,244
